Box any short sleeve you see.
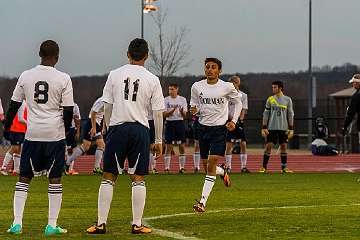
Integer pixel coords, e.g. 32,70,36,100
182,97,188,112
151,77,165,111
102,72,114,104
190,83,199,107
11,73,26,103
61,75,74,106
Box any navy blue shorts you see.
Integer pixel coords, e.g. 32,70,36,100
9,132,25,146
148,120,155,144
66,127,77,148
226,122,247,142
192,119,200,140
198,124,227,159
83,119,102,141
165,120,186,144
20,139,66,179
103,122,150,176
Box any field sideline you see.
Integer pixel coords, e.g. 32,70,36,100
0,173,359,239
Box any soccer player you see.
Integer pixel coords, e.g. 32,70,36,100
65,102,81,175
65,97,105,175
3,40,74,236
86,38,164,234
1,101,27,176
225,75,250,173
259,81,294,173
191,58,242,213
163,84,188,173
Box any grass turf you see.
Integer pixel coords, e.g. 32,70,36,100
0,173,359,239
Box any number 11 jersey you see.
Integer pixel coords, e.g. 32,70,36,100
11,65,74,141
102,64,165,128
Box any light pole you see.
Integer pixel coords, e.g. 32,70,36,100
141,0,159,38
307,0,313,145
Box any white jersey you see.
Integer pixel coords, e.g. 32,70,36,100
190,79,241,126
71,103,81,128
88,98,104,125
102,64,165,128
229,90,248,120
164,95,188,121
11,65,74,141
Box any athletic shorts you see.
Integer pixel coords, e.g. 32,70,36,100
20,139,66,179
165,120,186,144
103,122,150,176
148,120,155,144
266,130,288,144
192,119,200,141
65,127,77,148
8,132,25,146
226,122,247,143
198,124,227,159
83,119,102,141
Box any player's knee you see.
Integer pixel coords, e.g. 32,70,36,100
49,177,61,184
130,174,145,182
103,172,117,182
19,176,32,184
82,141,91,151
179,144,185,154
12,145,21,154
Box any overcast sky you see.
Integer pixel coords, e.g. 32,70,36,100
1,0,359,77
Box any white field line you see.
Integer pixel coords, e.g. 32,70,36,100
144,203,360,239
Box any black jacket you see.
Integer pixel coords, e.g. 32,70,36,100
344,88,360,131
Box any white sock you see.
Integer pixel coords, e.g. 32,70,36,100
164,155,171,170
2,151,13,169
179,154,186,169
240,154,247,169
94,149,103,169
193,152,200,169
48,184,62,228
225,154,232,170
13,182,29,226
199,175,216,206
98,179,114,225
66,146,84,165
216,166,224,176
13,154,21,173
132,181,146,226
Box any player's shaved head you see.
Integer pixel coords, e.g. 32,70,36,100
128,38,149,61
205,58,222,70
39,40,59,58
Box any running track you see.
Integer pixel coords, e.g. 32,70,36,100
1,154,359,174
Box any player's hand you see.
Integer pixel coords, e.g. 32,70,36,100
287,130,294,139
226,121,236,131
153,143,163,159
89,127,96,138
261,129,269,138
190,106,198,115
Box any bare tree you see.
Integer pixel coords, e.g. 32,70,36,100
148,9,191,81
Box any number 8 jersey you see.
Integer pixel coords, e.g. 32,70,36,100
102,64,165,128
11,65,74,141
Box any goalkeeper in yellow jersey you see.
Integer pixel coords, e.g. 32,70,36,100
259,81,294,173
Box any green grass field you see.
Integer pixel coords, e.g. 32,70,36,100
0,173,359,240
